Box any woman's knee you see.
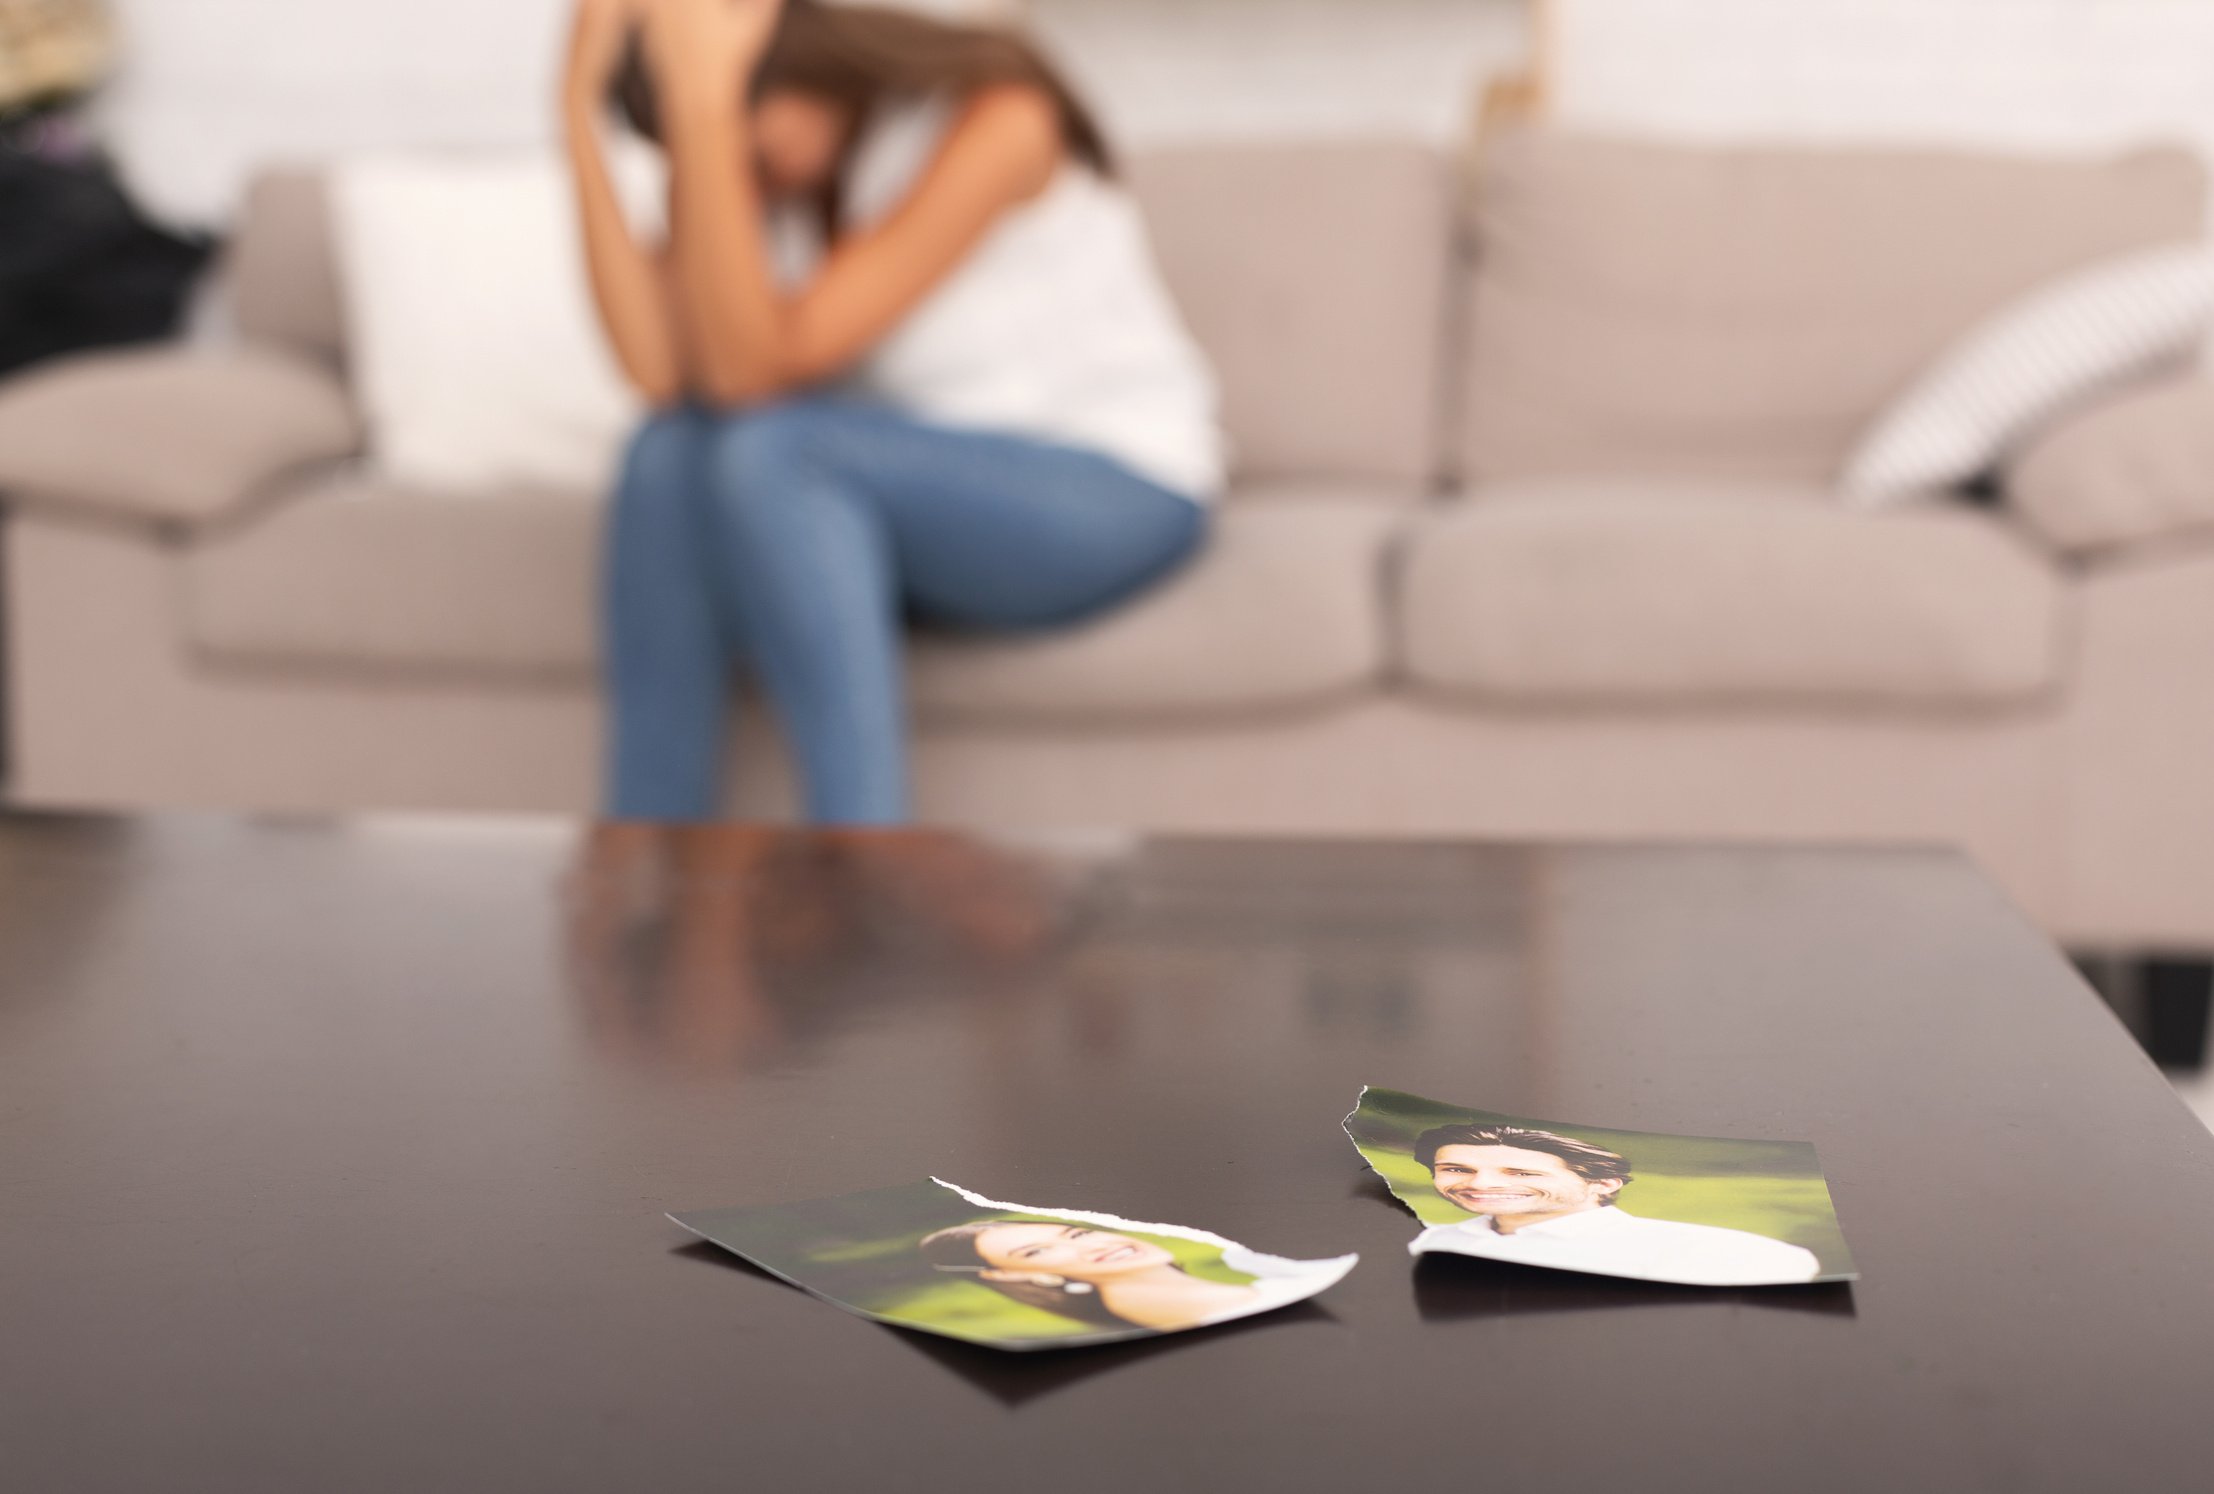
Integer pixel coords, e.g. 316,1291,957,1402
702,398,857,513
612,408,712,516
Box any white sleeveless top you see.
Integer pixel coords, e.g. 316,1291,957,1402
769,92,1227,501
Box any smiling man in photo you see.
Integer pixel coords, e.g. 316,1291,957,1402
1412,1123,1823,1286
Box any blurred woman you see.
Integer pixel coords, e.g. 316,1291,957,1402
920,1219,1321,1332
562,0,1222,824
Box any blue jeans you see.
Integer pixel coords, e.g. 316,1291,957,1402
601,396,1210,823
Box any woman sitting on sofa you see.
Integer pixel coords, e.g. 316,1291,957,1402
563,0,1222,824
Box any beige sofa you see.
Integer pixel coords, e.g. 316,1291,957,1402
4,131,2214,951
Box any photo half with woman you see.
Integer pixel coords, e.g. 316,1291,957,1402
671,1178,1357,1350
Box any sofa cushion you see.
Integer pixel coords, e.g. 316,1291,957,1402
1038,143,1454,486
181,479,1403,721
911,496,1400,723
2008,377,2214,556
228,169,349,364
1399,484,2065,707
1458,132,2207,488
184,481,603,679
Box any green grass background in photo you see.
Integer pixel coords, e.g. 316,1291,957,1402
677,1179,1259,1346
1347,1087,1855,1277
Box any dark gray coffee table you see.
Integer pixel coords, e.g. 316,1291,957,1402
4,815,2212,1492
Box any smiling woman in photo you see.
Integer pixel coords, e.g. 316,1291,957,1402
920,1219,1319,1332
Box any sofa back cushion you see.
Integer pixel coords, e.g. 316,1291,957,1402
229,169,349,364
1457,131,2207,488
225,142,1459,488
1127,142,1455,485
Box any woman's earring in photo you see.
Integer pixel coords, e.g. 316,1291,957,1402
972,1267,1094,1294
1022,1272,1088,1293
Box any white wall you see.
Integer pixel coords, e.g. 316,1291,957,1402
1549,0,2214,157
95,0,571,224
93,0,1531,226
1032,0,1528,147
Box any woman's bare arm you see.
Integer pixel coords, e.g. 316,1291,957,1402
649,1,1060,407
781,86,1061,386
563,0,687,406
651,20,783,408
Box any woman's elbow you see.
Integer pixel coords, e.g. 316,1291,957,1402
693,357,836,412
782,321,866,391
631,369,688,410
688,315,855,410
614,343,687,409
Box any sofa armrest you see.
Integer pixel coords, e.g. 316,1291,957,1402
0,345,362,531
2007,377,2214,556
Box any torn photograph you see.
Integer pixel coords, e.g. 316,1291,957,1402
672,1178,1358,1351
1346,1087,1856,1286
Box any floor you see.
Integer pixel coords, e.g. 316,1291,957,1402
2077,955,2214,1130
2173,1068,2214,1132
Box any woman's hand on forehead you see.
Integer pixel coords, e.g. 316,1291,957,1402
642,0,786,97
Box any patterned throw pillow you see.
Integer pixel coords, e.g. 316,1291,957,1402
1839,245,2214,506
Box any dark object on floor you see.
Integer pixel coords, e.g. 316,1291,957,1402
2077,953,2214,1071
0,142,214,377
2144,959,2214,1071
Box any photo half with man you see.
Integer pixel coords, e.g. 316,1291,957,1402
671,1178,1357,1351
1346,1087,1856,1286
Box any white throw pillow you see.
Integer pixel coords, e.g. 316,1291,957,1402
1839,244,2214,506
330,143,663,494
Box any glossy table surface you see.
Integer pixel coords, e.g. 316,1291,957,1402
4,815,2213,1492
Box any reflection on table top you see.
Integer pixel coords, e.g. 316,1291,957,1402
3,813,2210,1493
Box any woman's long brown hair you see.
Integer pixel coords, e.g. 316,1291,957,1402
613,1,1114,238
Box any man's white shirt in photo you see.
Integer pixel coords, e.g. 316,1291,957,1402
1411,1205,1823,1285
